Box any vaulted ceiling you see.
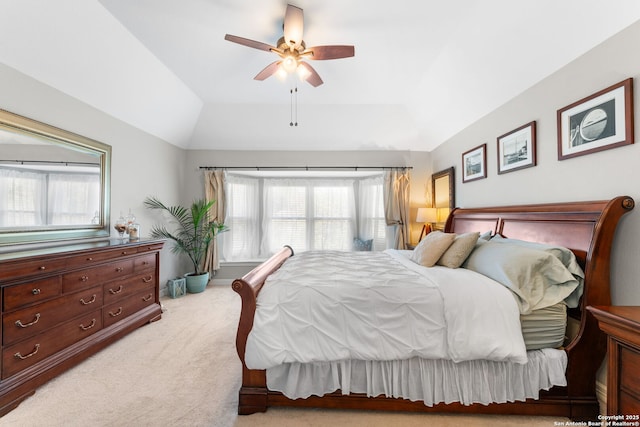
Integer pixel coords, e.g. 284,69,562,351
1,1,639,151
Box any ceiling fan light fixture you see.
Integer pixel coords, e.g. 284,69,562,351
225,4,354,87
276,67,289,80
281,55,299,73
296,64,310,80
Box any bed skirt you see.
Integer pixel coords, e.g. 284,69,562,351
266,348,567,406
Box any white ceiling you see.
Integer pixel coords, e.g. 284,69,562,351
2,1,640,152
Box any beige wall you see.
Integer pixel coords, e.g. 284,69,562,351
0,63,185,285
431,21,640,305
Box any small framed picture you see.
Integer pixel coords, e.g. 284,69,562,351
462,143,487,183
557,78,634,160
497,121,537,174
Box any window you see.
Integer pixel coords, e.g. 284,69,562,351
0,166,100,228
221,172,387,261
221,175,260,260
358,175,387,251
262,179,356,254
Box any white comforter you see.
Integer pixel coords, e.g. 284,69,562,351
244,250,527,370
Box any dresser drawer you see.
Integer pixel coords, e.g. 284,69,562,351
3,286,103,345
135,242,164,253
103,290,155,328
0,257,67,282
619,389,640,414
2,309,102,379
3,276,62,311
134,254,156,272
65,247,138,267
620,345,640,398
104,272,156,304
62,259,134,293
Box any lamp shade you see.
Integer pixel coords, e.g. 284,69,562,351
416,207,438,223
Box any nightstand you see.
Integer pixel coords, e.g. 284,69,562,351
588,306,640,415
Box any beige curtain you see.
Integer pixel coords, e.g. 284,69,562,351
203,170,226,274
383,169,411,249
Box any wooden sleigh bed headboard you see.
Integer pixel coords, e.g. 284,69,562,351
232,196,635,420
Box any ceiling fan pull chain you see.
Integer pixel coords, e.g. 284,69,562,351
294,86,298,126
290,88,294,126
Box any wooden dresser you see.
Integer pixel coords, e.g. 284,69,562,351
588,306,640,416
0,239,164,416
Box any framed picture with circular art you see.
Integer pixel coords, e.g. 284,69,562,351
557,78,634,160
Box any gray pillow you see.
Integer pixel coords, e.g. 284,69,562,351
464,241,581,314
353,238,373,251
490,235,584,308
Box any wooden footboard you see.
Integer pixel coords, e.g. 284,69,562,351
231,245,293,414
232,197,635,419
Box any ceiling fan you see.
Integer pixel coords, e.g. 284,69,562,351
224,4,355,87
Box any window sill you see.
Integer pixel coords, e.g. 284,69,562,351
220,259,266,267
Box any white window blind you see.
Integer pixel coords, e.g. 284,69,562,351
261,178,356,254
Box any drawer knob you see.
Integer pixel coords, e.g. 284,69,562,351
38,266,46,271
109,285,123,295
115,267,124,272
121,251,128,255
142,276,152,283
15,313,41,328
32,288,41,295
108,307,123,317
81,275,89,282
86,257,93,261
142,293,153,302
14,344,40,360
79,319,97,331
80,294,97,305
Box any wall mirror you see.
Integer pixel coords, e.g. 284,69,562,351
0,109,111,247
431,167,455,229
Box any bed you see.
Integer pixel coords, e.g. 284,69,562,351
231,196,634,420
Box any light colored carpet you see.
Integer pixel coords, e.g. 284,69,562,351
1,286,570,426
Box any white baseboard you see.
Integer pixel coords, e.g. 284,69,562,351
596,379,607,416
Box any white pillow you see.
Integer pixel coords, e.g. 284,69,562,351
410,231,456,267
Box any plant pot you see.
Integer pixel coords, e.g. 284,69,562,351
184,272,210,293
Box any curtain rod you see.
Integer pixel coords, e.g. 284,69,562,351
0,160,100,166
199,166,412,171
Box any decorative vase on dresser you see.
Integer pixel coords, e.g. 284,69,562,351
0,238,164,416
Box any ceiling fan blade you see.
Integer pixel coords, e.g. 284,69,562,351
298,62,323,87
224,34,275,52
283,4,304,50
305,45,355,60
254,61,282,81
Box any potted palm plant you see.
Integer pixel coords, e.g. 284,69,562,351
144,196,227,293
